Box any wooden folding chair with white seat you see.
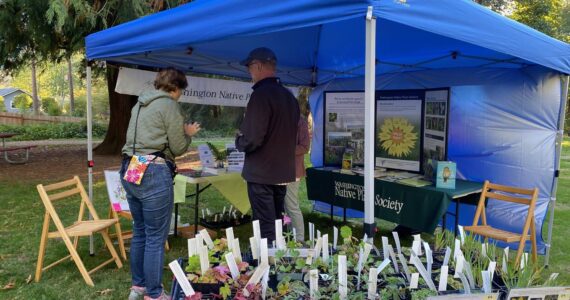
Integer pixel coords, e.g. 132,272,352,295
35,176,123,286
464,180,539,267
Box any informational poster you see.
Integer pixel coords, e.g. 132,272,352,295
324,92,365,166
375,90,424,172
423,89,450,178
104,170,130,212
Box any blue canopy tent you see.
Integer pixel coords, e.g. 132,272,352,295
85,0,570,264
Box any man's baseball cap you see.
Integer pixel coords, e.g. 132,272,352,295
240,47,277,66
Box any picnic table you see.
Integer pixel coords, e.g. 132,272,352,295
0,133,36,164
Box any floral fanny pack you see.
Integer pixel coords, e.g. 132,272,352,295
123,154,164,185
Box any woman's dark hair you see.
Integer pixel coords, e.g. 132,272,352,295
154,67,188,92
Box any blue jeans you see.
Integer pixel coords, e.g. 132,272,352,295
120,159,173,298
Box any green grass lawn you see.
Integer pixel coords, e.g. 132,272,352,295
0,139,568,299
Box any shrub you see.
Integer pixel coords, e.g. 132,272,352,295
0,122,108,141
0,97,5,112
41,97,62,116
13,94,32,112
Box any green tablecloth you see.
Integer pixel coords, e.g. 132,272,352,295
305,167,482,233
174,173,250,214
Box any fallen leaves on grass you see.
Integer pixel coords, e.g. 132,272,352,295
25,275,32,284
2,281,15,290
96,289,114,296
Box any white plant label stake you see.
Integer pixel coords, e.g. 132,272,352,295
381,236,389,260
262,268,269,300
388,245,400,273
413,234,423,255
410,253,436,291
502,247,509,273
188,238,197,257
260,238,269,267
333,226,338,249
458,225,466,245
458,271,471,294
488,261,496,282
199,229,215,249
482,270,492,293
309,222,315,242
232,238,242,263
454,254,464,279
438,266,448,292
462,256,476,289
338,255,348,300
443,246,451,267
322,234,330,263
305,249,315,265
409,241,421,263
199,245,209,274
225,252,240,280
317,230,321,240
453,238,461,261
392,231,402,255
377,259,391,274
398,253,411,281
423,242,433,277
310,269,319,299
226,227,235,247
201,209,205,219
368,267,378,300
313,237,323,261
169,260,195,296
250,237,259,260
482,242,488,257
275,219,285,249
242,263,269,297
409,273,419,289
253,220,261,257
196,234,204,248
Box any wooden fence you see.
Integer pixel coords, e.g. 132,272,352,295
0,112,84,125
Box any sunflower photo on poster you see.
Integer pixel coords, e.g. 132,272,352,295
375,99,422,171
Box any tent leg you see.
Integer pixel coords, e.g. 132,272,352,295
545,75,569,266
87,63,95,255
363,6,377,241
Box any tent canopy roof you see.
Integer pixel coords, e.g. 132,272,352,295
86,0,570,86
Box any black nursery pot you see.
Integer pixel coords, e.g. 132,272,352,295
192,282,223,295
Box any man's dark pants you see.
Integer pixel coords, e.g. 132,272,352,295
247,182,286,243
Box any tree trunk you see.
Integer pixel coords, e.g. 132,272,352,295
93,67,137,155
67,56,75,114
31,60,40,115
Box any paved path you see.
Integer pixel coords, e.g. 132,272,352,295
4,139,103,147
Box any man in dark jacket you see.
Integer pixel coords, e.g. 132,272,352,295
236,47,300,243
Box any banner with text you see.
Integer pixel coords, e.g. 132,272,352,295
115,67,299,107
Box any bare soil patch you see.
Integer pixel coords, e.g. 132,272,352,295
0,144,199,183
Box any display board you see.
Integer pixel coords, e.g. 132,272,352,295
323,92,365,166
323,89,449,174
375,90,424,172
423,89,450,178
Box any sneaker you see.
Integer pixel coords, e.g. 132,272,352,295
128,286,145,300
143,291,170,300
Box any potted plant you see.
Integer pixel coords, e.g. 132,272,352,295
206,142,227,168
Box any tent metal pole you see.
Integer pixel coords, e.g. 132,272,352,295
545,75,569,266
87,64,95,255
363,6,377,241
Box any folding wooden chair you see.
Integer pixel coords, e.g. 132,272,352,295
35,176,123,286
464,180,539,267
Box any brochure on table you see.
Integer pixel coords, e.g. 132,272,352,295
323,89,449,176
